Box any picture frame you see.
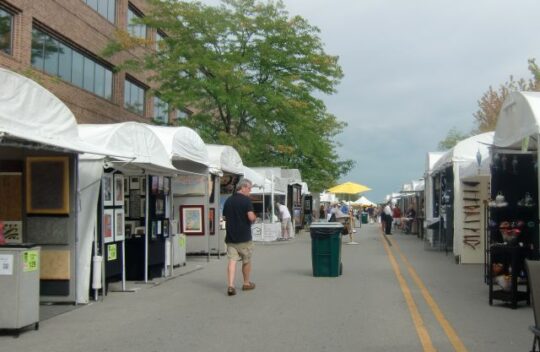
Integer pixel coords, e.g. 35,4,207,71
155,198,164,216
209,208,215,235
114,174,124,206
180,205,204,235
151,221,157,240
129,176,140,190
103,209,114,243
134,226,145,237
115,209,125,241
151,176,159,195
124,221,136,238
2,221,22,244
26,156,70,214
162,219,170,238
163,177,170,195
102,173,114,206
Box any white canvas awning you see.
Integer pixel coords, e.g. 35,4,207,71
250,167,288,194
206,144,244,175
432,132,494,174
0,68,128,157
353,196,376,206
494,91,540,149
79,122,178,175
281,168,302,185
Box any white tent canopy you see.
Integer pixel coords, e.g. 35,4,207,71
494,91,540,149
281,168,302,185
146,126,209,169
432,132,494,174
353,196,376,206
412,179,425,192
0,68,123,156
243,166,268,188
206,144,244,175
79,122,178,175
301,182,309,195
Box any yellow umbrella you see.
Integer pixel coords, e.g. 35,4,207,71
327,181,371,195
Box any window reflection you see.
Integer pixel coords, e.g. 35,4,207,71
124,79,145,115
0,8,12,55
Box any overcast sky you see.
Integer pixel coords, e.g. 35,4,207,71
200,0,540,201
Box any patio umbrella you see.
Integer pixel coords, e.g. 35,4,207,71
327,182,371,198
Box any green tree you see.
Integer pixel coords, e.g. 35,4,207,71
437,127,470,151
104,0,354,192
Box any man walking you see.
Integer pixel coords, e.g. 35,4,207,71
276,202,293,240
223,178,257,296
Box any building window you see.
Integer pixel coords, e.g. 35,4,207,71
124,79,145,115
153,96,169,124
83,0,116,23
156,31,165,51
176,108,192,120
127,6,146,39
0,7,13,55
31,27,113,100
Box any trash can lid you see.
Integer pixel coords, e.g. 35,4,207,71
309,222,343,229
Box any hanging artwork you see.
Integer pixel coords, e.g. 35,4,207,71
26,156,70,214
115,209,125,241
114,174,124,206
155,198,164,216
2,221,22,244
180,205,204,235
162,219,170,238
102,173,113,206
103,209,114,243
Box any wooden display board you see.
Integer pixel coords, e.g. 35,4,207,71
26,157,69,215
40,250,70,280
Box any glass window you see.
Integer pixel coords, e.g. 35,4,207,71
156,31,164,51
124,79,145,115
0,8,13,55
43,36,59,76
32,27,113,100
58,42,72,82
83,56,95,92
84,0,115,23
71,51,84,88
127,6,146,39
31,28,45,70
176,109,191,120
153,96,169,124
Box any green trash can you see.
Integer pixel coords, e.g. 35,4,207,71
361,212,368,224
309,222,343,277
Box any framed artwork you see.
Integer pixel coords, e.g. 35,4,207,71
103,209,114,243
180,205,204,235
114,174,124,206
162,219,170,238
2,221,22,244
155,198,164,216
157,220,162,235
151,176,159,194
164,177,170,195
102,173,113,206
124,199,129,217
115,209,125,241
129,176,140,190
124,221,135,238
134,226,145,237
26,156,70,214
209,208,215,235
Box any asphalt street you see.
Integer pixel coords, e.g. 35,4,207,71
0,223,534,352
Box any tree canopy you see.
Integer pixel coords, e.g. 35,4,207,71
437,127,470,151
105,0,354,191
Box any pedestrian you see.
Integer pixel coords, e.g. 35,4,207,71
222,178,257,296
276,202,293,240
383,201,393,235
319,204,326,220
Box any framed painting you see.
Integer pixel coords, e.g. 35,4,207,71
103,209,114,243
102,173,113,206
209,208,215,235
180,205,204,235
115,209,125,241
2,221,22,244
26,156,70,214
114,174,124,206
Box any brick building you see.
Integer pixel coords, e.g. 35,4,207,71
0,0,183,125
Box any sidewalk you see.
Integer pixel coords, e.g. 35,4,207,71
1,224,534,352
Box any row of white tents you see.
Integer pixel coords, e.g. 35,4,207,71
390,91,540,265
0,68,308,304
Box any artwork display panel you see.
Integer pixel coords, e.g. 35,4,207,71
26,156,70,214
102,173,113,206
114,174,124,206
103,209,114,243
180,205,204,235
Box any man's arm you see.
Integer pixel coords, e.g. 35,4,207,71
247,211,256,223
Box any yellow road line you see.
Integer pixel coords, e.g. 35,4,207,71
390,238,468,352
380,234,437,352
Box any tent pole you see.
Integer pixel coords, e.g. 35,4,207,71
537,135,540,250
145,175,149,283
206,173,210,263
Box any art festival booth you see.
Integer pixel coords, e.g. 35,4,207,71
429,132,494,261
489,91,540,307
424,152,445,247
146,126,212,264
0,68,129,304
79,122,179,294
205,145,244,255
246,166,285,242
281,169,304,232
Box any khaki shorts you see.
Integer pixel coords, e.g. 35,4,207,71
226,241,254,263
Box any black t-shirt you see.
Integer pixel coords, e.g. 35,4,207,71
223,193,254,243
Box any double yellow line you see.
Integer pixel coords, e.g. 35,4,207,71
380,233,468,352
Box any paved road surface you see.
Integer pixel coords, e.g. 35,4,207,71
0,223,534,352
